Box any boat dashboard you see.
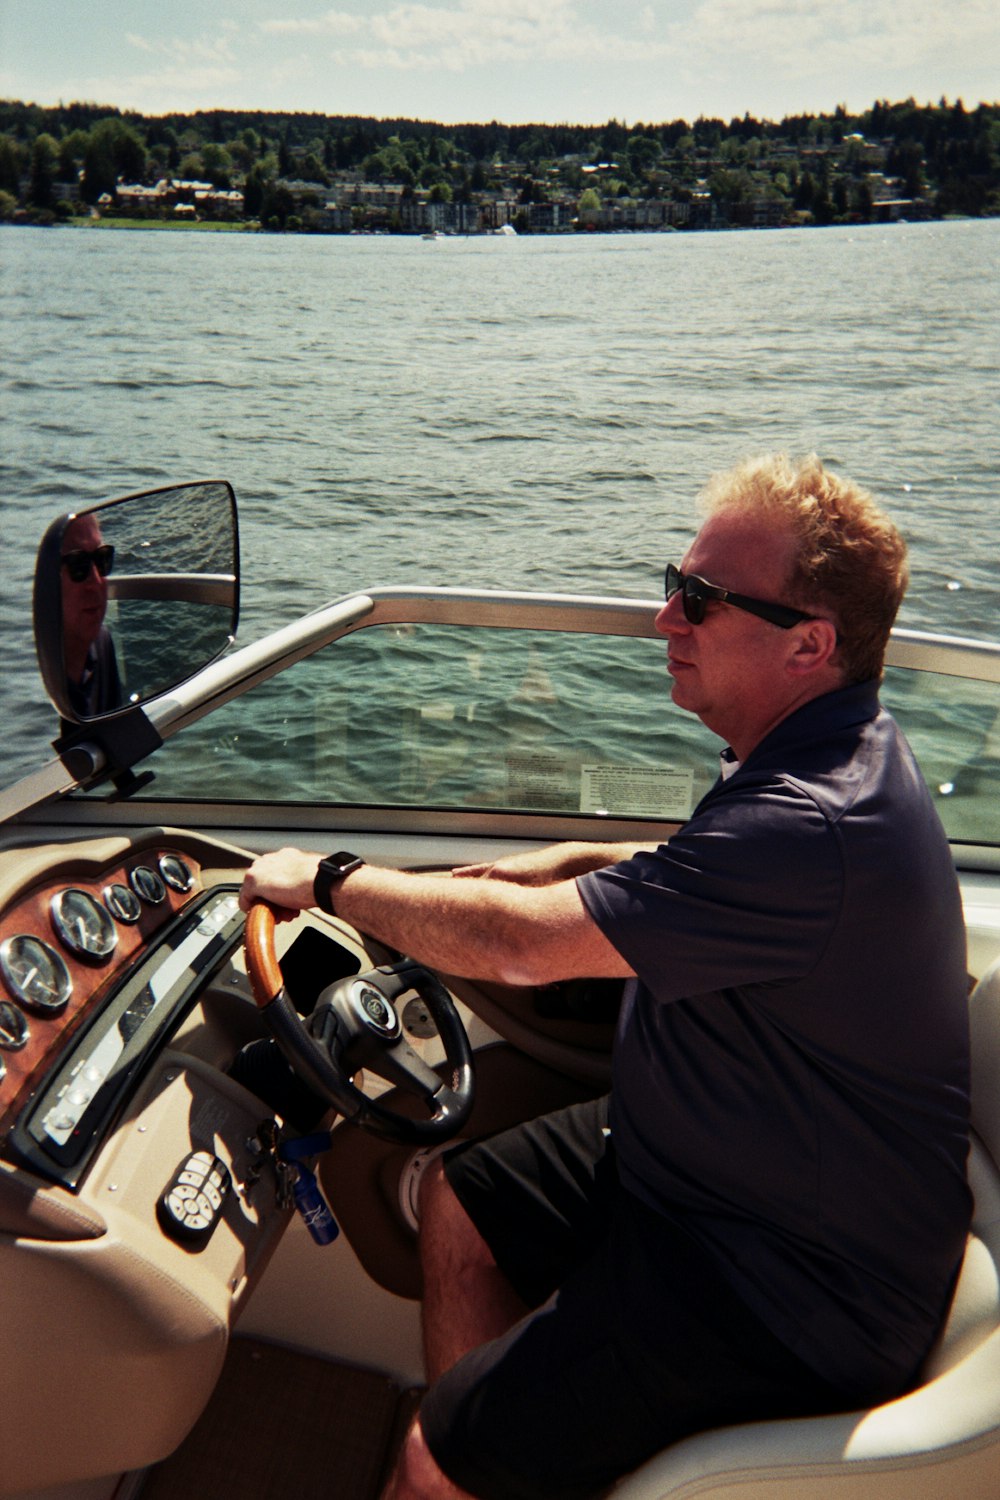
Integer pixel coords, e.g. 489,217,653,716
0,823,615,1493
0,829,411,1490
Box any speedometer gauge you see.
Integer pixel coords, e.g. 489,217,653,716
0,935,72,1013
50,888,118,961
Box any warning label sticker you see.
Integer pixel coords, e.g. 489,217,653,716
579,764,694,819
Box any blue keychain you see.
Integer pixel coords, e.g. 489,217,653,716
278,1131,340,1245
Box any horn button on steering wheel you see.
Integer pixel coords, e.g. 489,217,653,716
354,983,400,1036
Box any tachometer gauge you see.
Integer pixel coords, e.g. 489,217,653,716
130,865,167,905
51,888,118,961
159,854,194,893
104,882,142,924
0,935,72,1014
0,1000,29,1050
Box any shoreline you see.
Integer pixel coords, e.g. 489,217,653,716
4,211,991,238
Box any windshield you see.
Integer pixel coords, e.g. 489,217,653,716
80,619,1000,845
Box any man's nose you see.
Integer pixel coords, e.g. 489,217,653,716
654,592,689,636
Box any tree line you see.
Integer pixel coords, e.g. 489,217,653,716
1,95,997,229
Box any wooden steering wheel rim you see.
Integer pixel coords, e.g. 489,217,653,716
244,901,284,1008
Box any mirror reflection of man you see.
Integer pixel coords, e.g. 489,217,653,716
60,513,122,717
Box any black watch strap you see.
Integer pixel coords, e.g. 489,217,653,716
313,851,365,915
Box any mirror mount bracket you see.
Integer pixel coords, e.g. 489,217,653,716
53,706,163,799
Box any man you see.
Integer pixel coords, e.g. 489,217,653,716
240,454,971,1500
60,512,122,717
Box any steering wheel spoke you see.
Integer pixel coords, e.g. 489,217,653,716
244,904,474,1144
371,1033,445,1094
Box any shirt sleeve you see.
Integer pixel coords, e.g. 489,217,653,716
577,774,844,1004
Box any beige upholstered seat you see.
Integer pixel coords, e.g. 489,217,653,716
612,959,1000,1500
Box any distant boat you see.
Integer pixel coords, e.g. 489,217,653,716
494,224,517,237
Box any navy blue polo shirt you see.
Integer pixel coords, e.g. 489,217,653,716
578,680,971,1399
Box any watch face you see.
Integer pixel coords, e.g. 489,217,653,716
314,852,362,914
324,852,363,875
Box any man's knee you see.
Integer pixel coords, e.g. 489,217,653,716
419,1156,495,1274
417,1153,452,1222
388,1414,476,1500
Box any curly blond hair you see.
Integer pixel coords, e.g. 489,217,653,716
699,454,908,683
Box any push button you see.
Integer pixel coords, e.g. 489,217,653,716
157,1150,232,1249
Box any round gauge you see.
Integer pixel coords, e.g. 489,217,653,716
130,865,166,905
0,934,72,1014
104,882,142,924
50,888,118,961
159,854,194,894
0,1000,29,1050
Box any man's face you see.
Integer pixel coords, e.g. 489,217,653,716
61,514,108,655
654,508,807,754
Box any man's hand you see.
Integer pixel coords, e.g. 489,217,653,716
238,846,322,914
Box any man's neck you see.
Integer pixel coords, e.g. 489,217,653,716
720,672,847,763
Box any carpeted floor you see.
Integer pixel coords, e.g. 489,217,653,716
139,1338,420,1500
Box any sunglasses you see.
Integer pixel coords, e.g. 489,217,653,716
61,545,115,583
664,563,811,629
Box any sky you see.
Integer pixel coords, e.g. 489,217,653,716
1,0,997,128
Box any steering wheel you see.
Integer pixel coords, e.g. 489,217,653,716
244,903,475,1144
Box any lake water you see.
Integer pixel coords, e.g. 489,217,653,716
1,218,998,786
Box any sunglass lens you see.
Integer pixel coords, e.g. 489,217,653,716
665,566,704,624
62,546,114,582
682,583,703,625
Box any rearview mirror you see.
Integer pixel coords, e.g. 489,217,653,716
33,480,239,725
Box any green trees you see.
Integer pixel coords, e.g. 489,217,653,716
0,134,23,197
81,118,146,201
29,133,59,208
200,143,234,187
707,167,755,224
0,97,996,231
577,187,601,227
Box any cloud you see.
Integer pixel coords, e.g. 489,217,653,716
19,0,995,123
260,9,366,37
260,0,680,76
125,28,240,68
670,0,998,81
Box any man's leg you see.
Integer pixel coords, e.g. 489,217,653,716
419,1155,530,1382
382,1158,531,1500
390,1177,853,1500
384,1099,616,1500
382,1416,473,1500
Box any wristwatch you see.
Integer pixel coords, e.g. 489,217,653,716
313,850,365,915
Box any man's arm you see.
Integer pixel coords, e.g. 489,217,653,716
452,840,644,885
238,845,635,987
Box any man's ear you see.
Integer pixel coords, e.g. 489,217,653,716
786,618,840,677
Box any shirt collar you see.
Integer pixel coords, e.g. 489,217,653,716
719,748,742,780
738,679,882,773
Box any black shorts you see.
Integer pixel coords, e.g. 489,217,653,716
420,1097,847,1500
